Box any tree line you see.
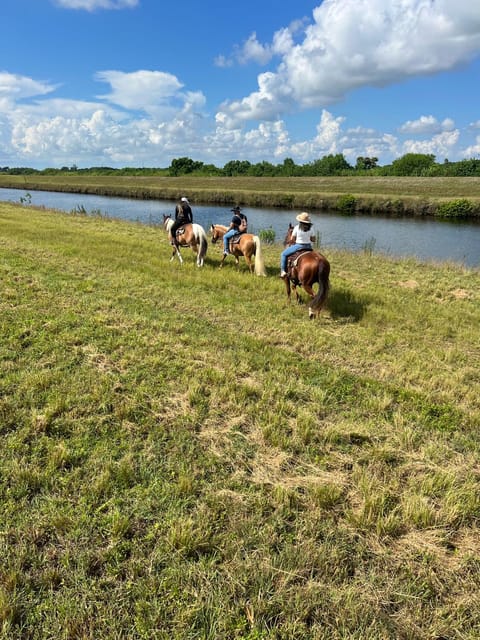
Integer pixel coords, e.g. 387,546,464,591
2,153,480,177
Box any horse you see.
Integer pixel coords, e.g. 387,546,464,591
163,215,208,267
282,223,330,319
210,224,266,276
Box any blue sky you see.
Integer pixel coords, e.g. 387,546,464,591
1,0,480,169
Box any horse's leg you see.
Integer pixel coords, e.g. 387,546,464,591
190,239,201,267
172,243,183,264
285,277,292,302
288,268,302,304
170,244,183,263
303,283,315,299
244,252,254,273
307,283,319,318
242,242,254,273
233,249,241,269
293,284,302,304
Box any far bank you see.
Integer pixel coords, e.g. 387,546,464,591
1,174,480,218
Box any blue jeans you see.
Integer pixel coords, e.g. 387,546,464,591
281,243,312,271
223,228,239,252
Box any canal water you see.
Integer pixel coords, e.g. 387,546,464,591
1,187,479,267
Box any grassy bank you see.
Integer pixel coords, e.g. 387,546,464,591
1,202,480,639
2,174,480,217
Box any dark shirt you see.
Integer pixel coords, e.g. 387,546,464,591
231,213,242,230
176,202,193,224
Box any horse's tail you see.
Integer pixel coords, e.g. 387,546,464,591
164,216,173,233
309,256,330,317
252,235,266,276
193,224,208,259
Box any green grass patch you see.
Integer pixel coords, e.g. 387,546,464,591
0,202,479,638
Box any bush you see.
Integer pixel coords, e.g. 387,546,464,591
258,227,276,244
436,199,474,219
337,194,357,215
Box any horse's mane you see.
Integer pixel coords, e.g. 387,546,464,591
214,224,229,232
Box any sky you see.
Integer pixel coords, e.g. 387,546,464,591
1,0,480,169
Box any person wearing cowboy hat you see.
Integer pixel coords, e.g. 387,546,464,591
222,205,248,255
170,196,193,247
280,211,316,277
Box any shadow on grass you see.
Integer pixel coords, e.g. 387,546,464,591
327,286,369,322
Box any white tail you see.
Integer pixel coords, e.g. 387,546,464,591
192,223,208,267
253,236,266,276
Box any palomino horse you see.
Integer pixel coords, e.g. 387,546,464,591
282,223,330,319
210,224,266,276
163,215,208,267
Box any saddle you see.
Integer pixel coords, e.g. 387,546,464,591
228,231,246,248
287,248,311,267
286,248,311,280
174,223,191,243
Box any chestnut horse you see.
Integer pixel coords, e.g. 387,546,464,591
210,224,266,276
282,223,330,319
163,215,208,267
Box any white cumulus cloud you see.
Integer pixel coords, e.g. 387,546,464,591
399,115,455,135
0,68,209,168
217,0,480,125
0,72,58,103
96,70,184,112
215,19,306,68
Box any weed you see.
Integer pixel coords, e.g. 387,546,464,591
258,227,276,244
436,198,475,218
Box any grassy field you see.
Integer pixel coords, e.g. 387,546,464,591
1,201,479,639
2,174,480,215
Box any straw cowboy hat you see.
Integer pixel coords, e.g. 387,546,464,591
296,212,312,223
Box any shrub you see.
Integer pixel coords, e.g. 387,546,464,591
337,194,356,215
19,192,32,205
258,227,276,244
436,199,474,219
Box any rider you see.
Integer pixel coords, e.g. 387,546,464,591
223,206,248,255
280,212,315,278
170,196,193,247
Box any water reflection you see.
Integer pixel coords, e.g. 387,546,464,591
1,187,479,267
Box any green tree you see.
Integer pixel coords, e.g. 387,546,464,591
169,157,204,176
391,153,435,176
356,156,378,170
248,160,276,176
304,154,352,176
280,157,297,176
450,159,480,176
223,160,252,176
